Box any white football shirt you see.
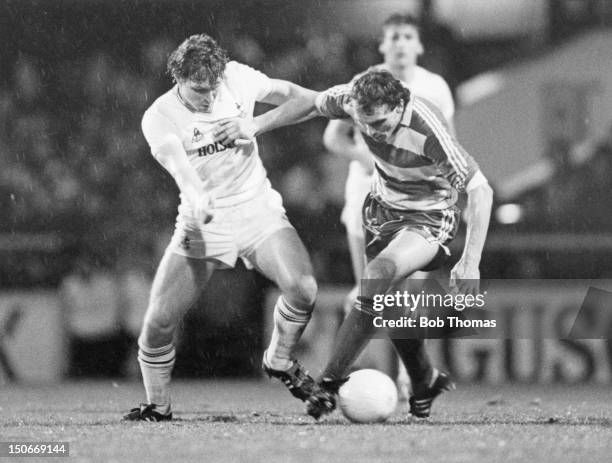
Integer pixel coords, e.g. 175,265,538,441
141,61,273,214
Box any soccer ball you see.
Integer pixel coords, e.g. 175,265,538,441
338,369,398,423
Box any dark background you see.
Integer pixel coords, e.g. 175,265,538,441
1,0,611,378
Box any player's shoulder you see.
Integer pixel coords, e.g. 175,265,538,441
320,82,353,108
325,82,353,97
224,60,267,81
142,88,178,125
412,95,450,131
224,60,271,99
144,87,176,115
316,82,353,117
224,60,245,76
414,66,451,90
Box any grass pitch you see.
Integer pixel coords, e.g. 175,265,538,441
1,380,611,462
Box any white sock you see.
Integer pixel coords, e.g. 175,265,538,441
137,341,175,415
396,358,411,400
265,296,312,371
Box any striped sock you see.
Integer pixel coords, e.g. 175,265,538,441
137,341,175,415
354,296,378,316
265,296,312,371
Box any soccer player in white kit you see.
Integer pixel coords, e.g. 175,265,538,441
123,34,321,421
323,14,455,402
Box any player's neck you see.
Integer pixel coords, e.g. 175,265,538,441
386,63,417,83
176,87,197,112
176,86,212,113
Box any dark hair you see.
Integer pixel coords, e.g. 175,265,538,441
351,70,411,114
167,34,229,85
382,13,421,31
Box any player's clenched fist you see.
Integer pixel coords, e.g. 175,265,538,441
213,117,256,146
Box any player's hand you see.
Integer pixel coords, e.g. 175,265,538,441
449,259,480,296
194,191,215,224
213,117,256,146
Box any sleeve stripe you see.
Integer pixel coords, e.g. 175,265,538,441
419,99,467,173
415,99,467,173
414,99,468,178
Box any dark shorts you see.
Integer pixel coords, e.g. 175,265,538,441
362,194,460,271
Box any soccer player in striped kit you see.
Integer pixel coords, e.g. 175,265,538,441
306,70,493,419
217,69,492,419
323,14,456,402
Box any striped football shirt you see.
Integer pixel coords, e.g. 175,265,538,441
315,84,480,211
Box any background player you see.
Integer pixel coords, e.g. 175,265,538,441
124,34,320,421
323,13,456,401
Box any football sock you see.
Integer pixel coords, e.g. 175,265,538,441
137,340,175,415
343,285,359,315
321,297,378,380
390,338,433,393
396,359,411,399
265,296,312,371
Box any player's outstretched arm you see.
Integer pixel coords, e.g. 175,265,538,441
213,80,319,145
450,174,493,295
323,119,374,170
254,79,321,134
152,134,214,224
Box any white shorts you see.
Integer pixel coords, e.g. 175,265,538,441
168,185,292,269
340,162,372,239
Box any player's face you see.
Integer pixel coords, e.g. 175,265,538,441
379,24,423,68
177,78,221,112
352,102,404,143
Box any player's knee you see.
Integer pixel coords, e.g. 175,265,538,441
282,274,317,308
364,257,397,281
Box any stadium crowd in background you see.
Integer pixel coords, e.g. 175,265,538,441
2,8,612,290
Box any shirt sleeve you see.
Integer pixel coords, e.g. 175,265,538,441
225,61,273,103
314,84,352,119
423,122,480,193
141,110,181,154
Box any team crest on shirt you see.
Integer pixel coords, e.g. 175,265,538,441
235,102,247,118
192,128,203,143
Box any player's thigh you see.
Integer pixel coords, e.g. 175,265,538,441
248,227,316,305
364,229,439,287
146,248,217,324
